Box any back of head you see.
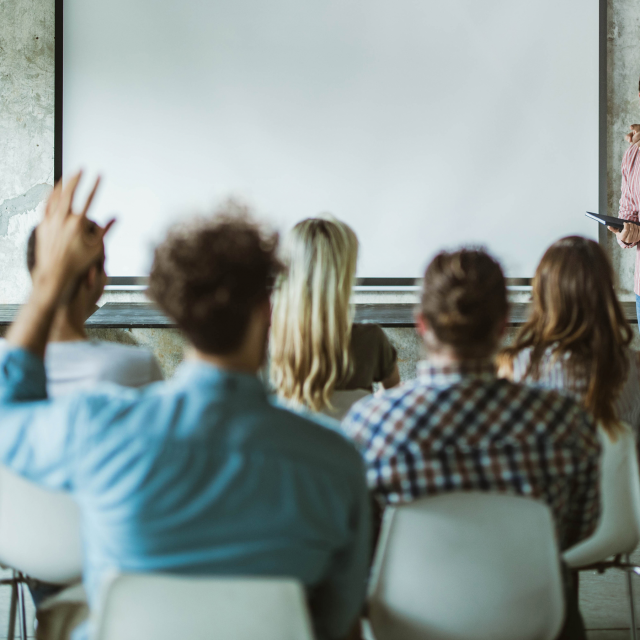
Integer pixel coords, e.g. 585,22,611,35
148,203,280,355
270,216,359,411
420,248,507,359
27,223,106,301
502,236,632,435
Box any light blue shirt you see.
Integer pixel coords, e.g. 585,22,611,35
0,347,371,640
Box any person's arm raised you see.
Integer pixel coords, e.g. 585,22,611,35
6,173,114,359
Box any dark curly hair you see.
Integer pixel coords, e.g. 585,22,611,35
420,248,507,359
148,203,281,355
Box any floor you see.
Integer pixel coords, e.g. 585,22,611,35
0,555,637,639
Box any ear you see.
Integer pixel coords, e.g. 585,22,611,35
415,312,429,337
84,264,98,289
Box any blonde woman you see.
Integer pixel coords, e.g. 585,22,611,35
270,217,400,416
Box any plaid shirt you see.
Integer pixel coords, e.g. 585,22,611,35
342,360,601,550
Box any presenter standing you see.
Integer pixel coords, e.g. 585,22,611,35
609,100,640,323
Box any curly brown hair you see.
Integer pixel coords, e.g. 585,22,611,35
420,248,508,359
148,203,281,355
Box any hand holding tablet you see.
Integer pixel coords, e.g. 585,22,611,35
586,212,640,245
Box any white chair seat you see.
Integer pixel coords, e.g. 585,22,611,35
563,423,640,568
93,574,315,640
562,423,640,640
0,465,82,584
368,492,565,640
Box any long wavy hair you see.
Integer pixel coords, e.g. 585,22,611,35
500,236,632,436
270,217,358,411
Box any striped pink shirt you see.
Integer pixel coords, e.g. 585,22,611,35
618,143,640,295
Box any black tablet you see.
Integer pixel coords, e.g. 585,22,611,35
586,211,640,230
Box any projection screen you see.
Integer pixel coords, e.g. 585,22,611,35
60,0,601,279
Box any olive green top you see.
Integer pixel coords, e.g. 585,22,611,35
338,323,397,392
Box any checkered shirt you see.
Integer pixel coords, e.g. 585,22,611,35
342,360,601,550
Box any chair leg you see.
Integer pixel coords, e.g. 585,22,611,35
626,554,638,640
8,575,17,640
16,575,27,640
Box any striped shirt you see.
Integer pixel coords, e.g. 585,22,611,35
510,347,640,435
617,143,640,295
342,360,601,550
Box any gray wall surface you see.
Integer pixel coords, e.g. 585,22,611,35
606,0,640,290
2,0,640,379
0,0,54,303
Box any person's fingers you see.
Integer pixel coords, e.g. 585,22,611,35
45,180,63,219
80,176,101,218
57,171,83,220
607,226,619,233
100,218,116,239
632,124,640,132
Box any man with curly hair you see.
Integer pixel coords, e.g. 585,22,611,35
0,177,370,640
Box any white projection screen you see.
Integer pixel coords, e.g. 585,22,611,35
61,0,601,279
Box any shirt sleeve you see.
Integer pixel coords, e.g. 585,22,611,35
310,465,371,640
373,326,398,383
618,145,640,249
0,347,81,491
563,408,601,548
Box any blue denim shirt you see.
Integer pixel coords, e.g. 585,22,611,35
0,347,371,640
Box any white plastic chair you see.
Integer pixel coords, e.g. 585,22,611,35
92,574,316,640
367,492,565,640
563,423,640,640
0,465,82,640
321,389,370,421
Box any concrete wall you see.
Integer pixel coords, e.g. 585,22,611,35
606,0,640,294
0,0,53,303
2,0,640,380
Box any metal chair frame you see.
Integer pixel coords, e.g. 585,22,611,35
0,570,30,640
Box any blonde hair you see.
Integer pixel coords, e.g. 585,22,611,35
270,217,359,411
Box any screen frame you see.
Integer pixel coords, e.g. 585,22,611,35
53,0,607,288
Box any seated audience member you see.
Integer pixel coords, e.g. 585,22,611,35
7,225,163,397
342,248,601,639
0,178,371,640
499,236,640,435
9,225,162,611
270,217,399,418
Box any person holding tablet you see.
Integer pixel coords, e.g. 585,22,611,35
608,76,640,323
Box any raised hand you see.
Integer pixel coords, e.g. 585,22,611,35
6,172,115,357
33,172,115,294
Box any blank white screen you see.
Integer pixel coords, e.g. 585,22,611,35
63,0,599,277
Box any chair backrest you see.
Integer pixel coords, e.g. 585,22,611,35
93,574,315,640
321,389,370,421
0,466,82,584
563,422,640,568
368,492,565,640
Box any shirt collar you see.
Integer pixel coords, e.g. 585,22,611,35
417,359,496,386
172,359,267,398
